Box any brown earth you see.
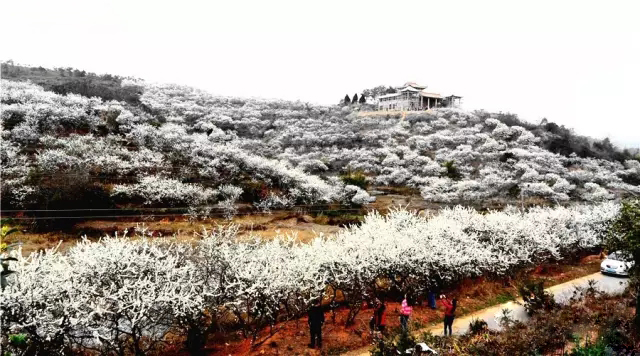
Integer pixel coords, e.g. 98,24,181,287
3,212,344,255
4,186,564,255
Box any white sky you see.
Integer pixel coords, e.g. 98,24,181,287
2,0,639,148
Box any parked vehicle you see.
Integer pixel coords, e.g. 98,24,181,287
601,251,634,276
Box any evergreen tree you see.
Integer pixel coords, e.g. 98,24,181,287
606,199,640,329
359,94,366,104
351,93,358,104
343,94,351,105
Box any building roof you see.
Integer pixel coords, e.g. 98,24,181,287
420,91,443,99
377,91,444,100
398,86,422,92
401,82,427,90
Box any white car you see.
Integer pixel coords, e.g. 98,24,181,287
600,251,634,276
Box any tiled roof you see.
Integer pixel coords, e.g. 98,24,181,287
401,82,427,89
420,91,443,99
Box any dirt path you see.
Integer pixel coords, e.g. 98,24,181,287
342,272,629,356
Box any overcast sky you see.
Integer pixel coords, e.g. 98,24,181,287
2,0,639,147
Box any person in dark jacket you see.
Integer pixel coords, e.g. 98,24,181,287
428,290,437,309
308,299,325,349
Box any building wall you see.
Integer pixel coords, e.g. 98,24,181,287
378,97,420,111
377,97,442,111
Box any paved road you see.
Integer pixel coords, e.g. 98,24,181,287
432,272,629,336
343,272,628,356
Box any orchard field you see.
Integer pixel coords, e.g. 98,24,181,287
1,203,620,355
1,63,640,355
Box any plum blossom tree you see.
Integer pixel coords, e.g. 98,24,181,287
1,202,620,353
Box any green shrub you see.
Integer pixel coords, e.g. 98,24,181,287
395,329,417,354
491,292,516,305
468,318,488,335
369,335,396,356
508,184,521,198
369,327,417,356
499,152,517,163
570,338,607,356
442,161,462,180
9,333,28,347
519,280,557,316
340,170,368,189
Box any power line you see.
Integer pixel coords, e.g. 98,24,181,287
0,173,343,180
0,208,368,220
0,203,358,213
0,177,343,184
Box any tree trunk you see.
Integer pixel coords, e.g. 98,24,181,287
186,325,206,356
635,285,640,332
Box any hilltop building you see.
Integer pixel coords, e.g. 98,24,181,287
377,82,462,111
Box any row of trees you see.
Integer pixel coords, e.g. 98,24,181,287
343,93,367,105
1,202,619,354
341,85,399,105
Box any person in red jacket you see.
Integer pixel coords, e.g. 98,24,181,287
441,294,457,336
373,299,387,333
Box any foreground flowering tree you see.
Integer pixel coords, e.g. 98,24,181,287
0,202,620,354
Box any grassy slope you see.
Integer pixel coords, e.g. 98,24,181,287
1,62,141,104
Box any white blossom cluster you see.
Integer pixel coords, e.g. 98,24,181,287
2,79,638,210
111,176,219,206
1,202,619,352
0,80,372,210
136,82,640,204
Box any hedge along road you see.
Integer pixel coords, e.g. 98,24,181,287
342,272,629,356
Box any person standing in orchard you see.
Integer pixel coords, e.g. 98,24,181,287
400,294,413,331
373,299,387,333
308,299,325,349
441,294,457,336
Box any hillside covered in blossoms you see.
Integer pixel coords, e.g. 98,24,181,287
2,64,640,356
1,64,639,219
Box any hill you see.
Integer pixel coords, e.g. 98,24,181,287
1,63,639,226
0,61,142,104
